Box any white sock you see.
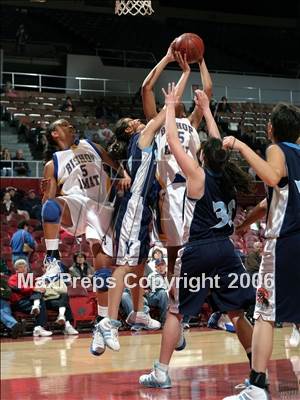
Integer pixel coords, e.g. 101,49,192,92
45,239,59,251
65,321,71,327
59,307,66,317
155,361,168,382
98,305,108,317
34,325,41,330
33,299,40,308
136,311,145,317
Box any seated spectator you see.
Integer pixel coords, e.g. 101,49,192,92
1,192,17,220
245,241,262,275
42,268,78,335
0,261,23,338
84,121,98,141
3,81,18,98
8,259,52,337
148,247,164,272
216,96,232,113
61,96,75,112
5,187,30,220
121,288,160,331
0,148,12,176
145,258,169,326
12,149,30,177
97,120,114,147
69,253,94,279
22,189,42,221
10,220,36,264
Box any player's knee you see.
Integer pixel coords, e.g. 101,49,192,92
42,199,62,223
227,310,244,321
93,268,113,292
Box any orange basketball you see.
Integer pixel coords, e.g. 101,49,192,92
171,33,205,64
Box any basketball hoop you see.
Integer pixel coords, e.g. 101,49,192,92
115,1,154,16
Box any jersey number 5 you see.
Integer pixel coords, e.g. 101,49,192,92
212,199,236,229
80,164,88,177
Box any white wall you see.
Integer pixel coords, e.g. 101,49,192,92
67,54,300,106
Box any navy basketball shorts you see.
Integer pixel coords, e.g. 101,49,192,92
114,193,152,266
169,237,255,317
254,232,300,323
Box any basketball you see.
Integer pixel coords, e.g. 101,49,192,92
171,33,205,64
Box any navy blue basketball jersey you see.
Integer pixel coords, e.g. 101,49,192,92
183,168,236,242
126,133,157,201
265,142,300,238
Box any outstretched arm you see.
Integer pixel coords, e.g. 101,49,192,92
223,137,287,187
194,90,221,139
142,46,175,121
189,59,212,129
163,83,204,185
139,54,191,149
235,198,267,235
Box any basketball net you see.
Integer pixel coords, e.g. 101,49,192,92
115,1,154,16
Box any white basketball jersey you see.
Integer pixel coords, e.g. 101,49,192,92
156,117,200,187
53,139,110,203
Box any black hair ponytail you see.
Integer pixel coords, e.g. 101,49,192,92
107,118,131,161
202,138,253,197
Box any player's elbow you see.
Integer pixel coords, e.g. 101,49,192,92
263,175,281,187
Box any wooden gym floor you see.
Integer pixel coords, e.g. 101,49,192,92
1,327,299,400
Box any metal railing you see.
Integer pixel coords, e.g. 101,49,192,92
3,71,299,104
2,71,138,97
0,160,44,178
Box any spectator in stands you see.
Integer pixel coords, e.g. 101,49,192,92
8,259,52,337
10,220,36,264
16,24,28,55
3,81,17,98
245,241,263,275
61,96,75,113
97,120,114,147
83,121,98,141
145,258,169,325
148,247,164,271
12,149,30,177
43,269,78,335
95,99,109,119
69,253,94,279
0,263,23,339
5,187,30,220
1,192,17,220
0,148,12,176
216,96,232,114
22,189,42,221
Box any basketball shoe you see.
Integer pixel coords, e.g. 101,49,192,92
175,323,186,351
139,361,172,389
36,256,62,285
289,324,300,347
90,322,106,356
208,312,235,333
98,317,121,351
126,311,161,330
223,385,269,399
33,326,53,337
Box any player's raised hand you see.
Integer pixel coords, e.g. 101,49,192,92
165,44,176,63
174,51,190,73
162,82,178,106
194,89,209,111
223,136,243,151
